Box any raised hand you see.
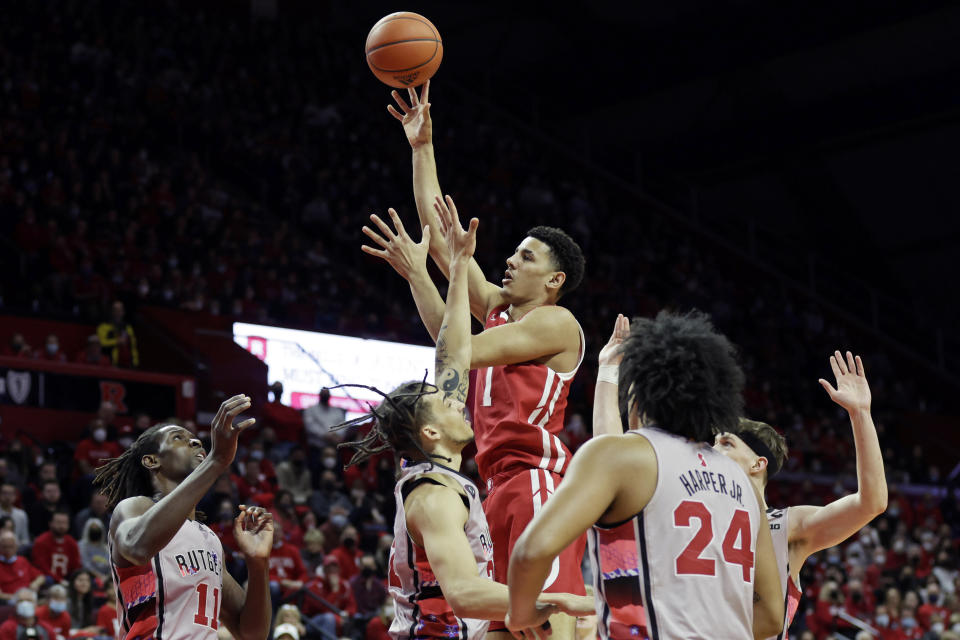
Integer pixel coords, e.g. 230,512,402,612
361,209,431,280
433,194,478,263
387,80,432,148
233,505,274,560
599,314,630,367
209,394,255,467
819,350,871,413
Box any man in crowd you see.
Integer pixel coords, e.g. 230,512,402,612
31,510,81,582
0,532,45,599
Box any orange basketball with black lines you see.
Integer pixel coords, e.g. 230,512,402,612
365,12,443,88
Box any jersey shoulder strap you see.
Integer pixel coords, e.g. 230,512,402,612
401,475,469,510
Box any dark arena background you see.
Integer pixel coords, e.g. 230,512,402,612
0,1,959,639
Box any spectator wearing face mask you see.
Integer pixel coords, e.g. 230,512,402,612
275,448,311,505
72,492,110,540
0,532,45,599
0,588,57,640
272,490,304,547
73,419,123,477
309,471,351,522
330,526,361,582
78,518,109,583
349,554,387,621
35,584,70,637
35,334,66,362
303,555,356,637
900,605,924,639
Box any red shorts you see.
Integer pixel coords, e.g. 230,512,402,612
484,468,587,626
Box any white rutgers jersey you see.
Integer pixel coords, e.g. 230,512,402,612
388,461,494,640
111,518,225,640
765,507,802,640
589,427,762,640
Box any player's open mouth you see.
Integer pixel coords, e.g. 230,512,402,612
502,271,513,285
195,453,205,460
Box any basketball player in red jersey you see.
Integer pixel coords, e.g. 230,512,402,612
374,84,588,640
346,205,592,640
94,396,273,640
713,351,887,639
507,311,785,640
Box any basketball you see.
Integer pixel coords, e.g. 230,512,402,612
365,12,443,88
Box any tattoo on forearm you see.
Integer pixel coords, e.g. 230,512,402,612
435,326,468,405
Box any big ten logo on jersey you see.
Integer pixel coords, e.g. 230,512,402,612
175,549,222,578
767,508,785,531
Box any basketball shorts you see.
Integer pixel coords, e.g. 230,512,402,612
484,468,587,631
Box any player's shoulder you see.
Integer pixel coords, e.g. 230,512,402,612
580,433,655,465
402,471,467,505
109,496,154,530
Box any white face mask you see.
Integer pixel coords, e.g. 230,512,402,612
932,622,945,633
15,600,35,619
49,600,67,614
93,428,107,442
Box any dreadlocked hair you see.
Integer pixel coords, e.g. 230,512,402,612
93,425,167,509
332,379,441,470
619,309,744,442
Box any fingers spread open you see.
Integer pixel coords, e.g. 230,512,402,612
391,90,411,113
362,225,391,248
369,214,397,239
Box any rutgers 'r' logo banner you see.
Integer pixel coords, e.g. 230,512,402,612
100,381,128,413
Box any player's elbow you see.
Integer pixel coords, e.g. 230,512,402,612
753,608,784,640
859,490,888,517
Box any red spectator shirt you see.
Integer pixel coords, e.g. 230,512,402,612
0,555,43,593
95,603,118,636
268,542,307,583
365,616,391,640
31,531,81,580
35,604,71,638
302,577,356,618
0,618,58,640
330,546,362,582
74,438,123,470
262,401,304,444
74,350,111,366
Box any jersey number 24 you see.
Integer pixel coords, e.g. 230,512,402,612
673,501,753,582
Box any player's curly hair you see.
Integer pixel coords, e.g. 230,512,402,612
619,310,744,442
526,226,585,298
333,379,443,470
93,425,167,508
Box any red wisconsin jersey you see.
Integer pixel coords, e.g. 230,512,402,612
472,305,584,484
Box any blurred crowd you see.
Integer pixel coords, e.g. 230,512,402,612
0,1,957,639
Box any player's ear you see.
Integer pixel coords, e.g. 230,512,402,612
419,424,441,444
141,454,159,470
546,270,566,292
753,456,769,476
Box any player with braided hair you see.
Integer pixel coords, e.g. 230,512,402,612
95,396,273,640
344,197,591,640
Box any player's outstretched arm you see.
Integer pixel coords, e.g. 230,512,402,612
111,395,254,566
389,82,502,321
789,352,887,560
220,506,273,640
593,314,629,437
507,436,639,633
751,500,785,639
362,208,446,341
434,194,478,405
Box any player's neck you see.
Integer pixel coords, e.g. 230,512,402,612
507,298,551,321
753,478,768,510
